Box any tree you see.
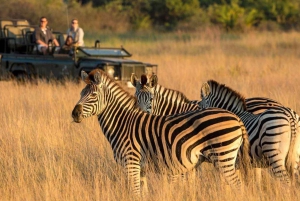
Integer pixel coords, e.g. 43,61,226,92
147,0,200,30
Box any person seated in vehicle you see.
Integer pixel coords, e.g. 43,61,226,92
67,18,85,47
60,35,74,54
35,16,60,54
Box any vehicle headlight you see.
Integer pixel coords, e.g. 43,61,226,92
106,66,115,77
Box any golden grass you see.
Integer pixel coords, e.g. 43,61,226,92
1,30,300,200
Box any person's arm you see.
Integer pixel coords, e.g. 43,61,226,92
49,31,60,46
77,28,84,46
53,38,60,46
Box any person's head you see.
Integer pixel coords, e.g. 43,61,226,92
40,16,48,28
65,36,74,46
71,19,79,30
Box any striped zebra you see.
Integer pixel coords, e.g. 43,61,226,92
72,69,250,195
245,97,300,182
200,80,300,184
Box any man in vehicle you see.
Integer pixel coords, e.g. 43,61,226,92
35,16,60,54
67,18,85,47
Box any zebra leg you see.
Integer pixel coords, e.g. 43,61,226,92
140,166,148,195
125,160,141,195
188,168,197,185
214,156,241,189
262,130,291,184
294,125,300,184
265,152,290,184
254,167,262,189
170,174,183,183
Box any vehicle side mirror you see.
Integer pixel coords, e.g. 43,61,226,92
95,40,100,48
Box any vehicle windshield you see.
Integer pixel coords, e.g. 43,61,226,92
79,47,131,57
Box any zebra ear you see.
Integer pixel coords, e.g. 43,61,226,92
93,71,102,84
81,71,89,84
130,73,138,87
148,74,158,88
201,82,210,98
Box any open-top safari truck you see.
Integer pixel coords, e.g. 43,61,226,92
0,19,157,85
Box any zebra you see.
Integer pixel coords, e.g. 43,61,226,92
245,97,300,182
200,80,300,184
72,69,250,195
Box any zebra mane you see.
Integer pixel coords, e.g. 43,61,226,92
207,80,247,110
156,84,191,103
88,69,140,110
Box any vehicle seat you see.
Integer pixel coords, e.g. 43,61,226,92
0,20,13,38
24,30,37,54
59,34,67,48
5,26,25,53
16,20,29,26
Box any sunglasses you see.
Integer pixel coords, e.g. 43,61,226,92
40,20,47,22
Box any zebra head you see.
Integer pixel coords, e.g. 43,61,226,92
72,70,106,123
199,82,210,109
200,80,247,113
130,73,157,113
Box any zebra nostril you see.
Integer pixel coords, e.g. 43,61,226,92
72,104,83,117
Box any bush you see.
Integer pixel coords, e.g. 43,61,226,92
208,2,245,31
147,0,200,30
244,0,300,30
0,0,299,32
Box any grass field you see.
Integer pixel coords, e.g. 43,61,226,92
1,30,300,200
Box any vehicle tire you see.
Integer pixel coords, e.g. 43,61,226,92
15,72,29,82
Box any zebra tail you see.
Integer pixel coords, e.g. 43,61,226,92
286,114,300,181
238,120,251,183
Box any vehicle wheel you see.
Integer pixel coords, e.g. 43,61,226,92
16,72,29,82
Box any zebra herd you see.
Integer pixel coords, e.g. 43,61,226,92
71,69,300,196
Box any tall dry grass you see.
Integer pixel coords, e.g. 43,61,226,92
1,30,300,200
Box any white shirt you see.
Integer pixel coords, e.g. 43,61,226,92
67,27,85,46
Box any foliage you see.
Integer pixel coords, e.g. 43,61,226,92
241,0,300,28
147,0,200,30
208,2,245,31
0,0,299,32
199,0,231,8
259,0,300,28
121,0,152,31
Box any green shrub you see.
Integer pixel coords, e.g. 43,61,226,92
244,0,300,29
0,0,299,32
147,0,200,30
208,2,245,31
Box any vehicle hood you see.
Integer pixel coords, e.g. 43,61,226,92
79,57,145,65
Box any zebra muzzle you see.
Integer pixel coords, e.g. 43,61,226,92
72,104,83,123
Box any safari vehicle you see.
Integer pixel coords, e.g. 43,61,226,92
0,19,157,85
